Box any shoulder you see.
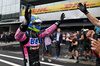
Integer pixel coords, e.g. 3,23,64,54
60,33,62,35
55,32,57,34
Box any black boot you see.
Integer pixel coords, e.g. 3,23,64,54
76,57,79,63
89,56,92,61
85,56,87,61
69,56,74,59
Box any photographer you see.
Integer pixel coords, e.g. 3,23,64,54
81,29,92,61
68,35,79,63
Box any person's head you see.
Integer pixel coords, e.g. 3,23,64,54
57,28,61,33
28,15,42,33
70,32,72,35
77,31,79,35
5,32,7,34
73,32,77,35
70,35,74,40
66,35,69,38
74,35,77,38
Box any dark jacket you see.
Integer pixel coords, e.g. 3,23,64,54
54,32,63,43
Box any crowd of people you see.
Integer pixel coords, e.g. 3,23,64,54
0,28,96,63
41,28,93,63
41,2,100,66
0,32,15,43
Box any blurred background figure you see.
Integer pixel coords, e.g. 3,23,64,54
42,34,53,62
68,35,79,63
80,29,92,61
62,32,66,44
54,28,63,59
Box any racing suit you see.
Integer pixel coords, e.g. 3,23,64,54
15,23,57,66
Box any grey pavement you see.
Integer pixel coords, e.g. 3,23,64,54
0,51,95,66
0,41,96,66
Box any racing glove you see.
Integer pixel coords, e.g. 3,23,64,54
24,5,31,24
55,13,65,26
78,3,89,15
20,5,31,32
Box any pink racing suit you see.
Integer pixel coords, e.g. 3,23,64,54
15,24,57,66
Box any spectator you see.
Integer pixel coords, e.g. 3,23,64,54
76,31,82,56
73,32,77,36
70,32,73,36
0,31,16,43
0,34,1,42
42,34,52,62
2,32,5,42
80,29,92,61
9,32,14,42
0,34,3,43
66,32,70,38
65,34,70,56
62,32,66,44
5,32,9,43
7,32,11,42
76,31,81,40
66,34,70,45
54,28,63,59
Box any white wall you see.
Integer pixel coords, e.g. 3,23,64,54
37,7,100,21
20,7,100,22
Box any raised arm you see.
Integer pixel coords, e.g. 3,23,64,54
78,3,100,27
39,13,65,38
86,13,100,27
38,24,57,38
15,5,31,42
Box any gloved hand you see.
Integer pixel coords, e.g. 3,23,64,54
78,3,89,15
55,13,65,26
20,5,31,32
60,13,65,22
24,5,31,25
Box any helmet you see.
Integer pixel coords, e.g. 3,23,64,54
30,15,42,24
28,15,42,32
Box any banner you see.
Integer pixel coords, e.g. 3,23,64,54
21,0,100,16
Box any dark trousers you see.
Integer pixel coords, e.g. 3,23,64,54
55,41,60,56
96,58,100,66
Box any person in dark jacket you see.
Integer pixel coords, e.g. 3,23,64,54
54,28,63,59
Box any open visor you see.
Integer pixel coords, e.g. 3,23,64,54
31,18,42,24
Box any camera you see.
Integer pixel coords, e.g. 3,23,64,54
98,32,100,38
93,32,100,40
81,28,88,34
